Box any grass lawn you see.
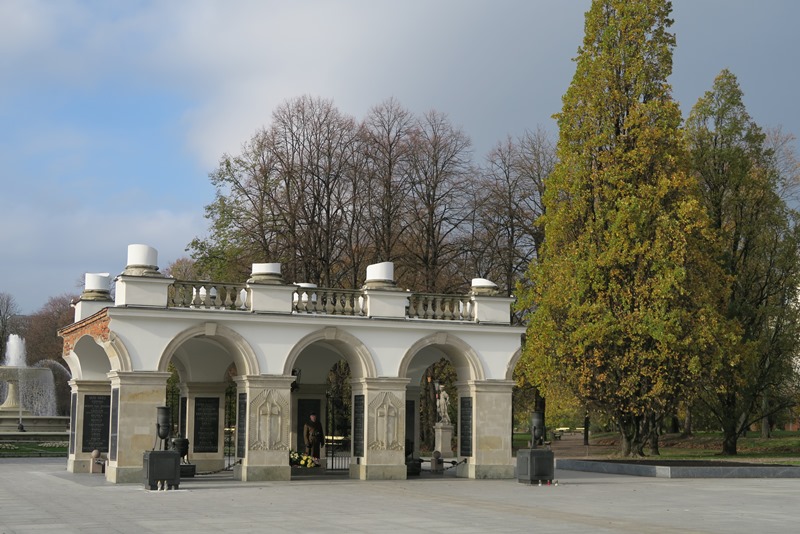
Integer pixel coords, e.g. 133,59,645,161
588,430,800,464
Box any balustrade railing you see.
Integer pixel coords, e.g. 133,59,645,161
292,287,365,316
166,280,485,322
169,281,248,310
407,293,474,321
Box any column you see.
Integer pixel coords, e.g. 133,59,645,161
183,382,228,473
456,380,515,479
66,380,112,473
105,371,171,483
350,377,410,480
233,375,294,481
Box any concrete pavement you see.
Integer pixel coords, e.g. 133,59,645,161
1,457,797,533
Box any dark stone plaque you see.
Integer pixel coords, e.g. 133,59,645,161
353,394,365,457
236,392,247,458
69,393,77,455
109,388,119,461
405,399,415,453
179,397,187,437
459,396,473,457
81,394,111,453
193,397,220,453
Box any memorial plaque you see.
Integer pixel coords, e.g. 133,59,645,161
179,397,187,437
353,394,365,457
81,394,111,453
193,397,220,453
405,399,415,452
459,396,473,457
69,393,77,455
109,388,119,461
236,392,247,458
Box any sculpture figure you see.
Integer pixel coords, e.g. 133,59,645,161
437,385,450,424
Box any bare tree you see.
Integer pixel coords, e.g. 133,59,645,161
267,96,360,286
466,129,555,295
360,98,415,264
402,110,473,293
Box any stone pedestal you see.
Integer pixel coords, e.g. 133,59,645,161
434,422,454,458
516,448,554,484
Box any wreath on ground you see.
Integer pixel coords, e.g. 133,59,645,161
289,450,318,468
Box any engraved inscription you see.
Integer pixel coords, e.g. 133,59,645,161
81,394,111,453
193,397,220,453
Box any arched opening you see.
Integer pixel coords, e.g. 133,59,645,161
158,325,258,474
285,328,373,475
67,335,112,380
399,333,483,460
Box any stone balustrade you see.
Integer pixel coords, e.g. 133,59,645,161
407,293,474,321
164,281,506,323
292,287,364,316
169,281,248,310
80,246,513,324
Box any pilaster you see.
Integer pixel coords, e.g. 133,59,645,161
66,380,112,473
350,377,410,480
233,375,295,481
105,371,171,483
456,380,515,479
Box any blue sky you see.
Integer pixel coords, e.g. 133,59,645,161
2,0,800,314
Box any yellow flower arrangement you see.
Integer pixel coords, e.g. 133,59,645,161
289,450,318,468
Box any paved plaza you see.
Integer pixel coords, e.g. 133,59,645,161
1,457,798,533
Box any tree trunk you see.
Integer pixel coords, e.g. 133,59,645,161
619,415,643,457
681,407,693,437
721,421,738,455
669,413,680,434
761,395,771,438
583,413,590,446
648,413,660,456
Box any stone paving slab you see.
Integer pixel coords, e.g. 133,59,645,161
1,458,799,533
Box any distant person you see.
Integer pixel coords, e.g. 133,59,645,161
303,412,325,465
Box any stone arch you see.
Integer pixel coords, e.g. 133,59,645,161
104,332,133,372
157,322,259,377
283,327,376,379
398,332,486,382
63,333,130,380
504,347,523,381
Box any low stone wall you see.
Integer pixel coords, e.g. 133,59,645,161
556,458,800,478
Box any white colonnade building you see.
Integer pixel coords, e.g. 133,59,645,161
60,244,525,483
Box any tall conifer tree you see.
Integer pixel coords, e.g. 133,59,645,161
518,0,724,456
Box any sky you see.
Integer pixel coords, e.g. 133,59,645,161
2,0,800,315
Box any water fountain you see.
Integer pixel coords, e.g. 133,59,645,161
0,334,69,434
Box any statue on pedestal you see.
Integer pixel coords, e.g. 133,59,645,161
437,385,450,424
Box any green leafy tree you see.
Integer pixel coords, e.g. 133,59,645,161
518,0,725,456
686,69,800,455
